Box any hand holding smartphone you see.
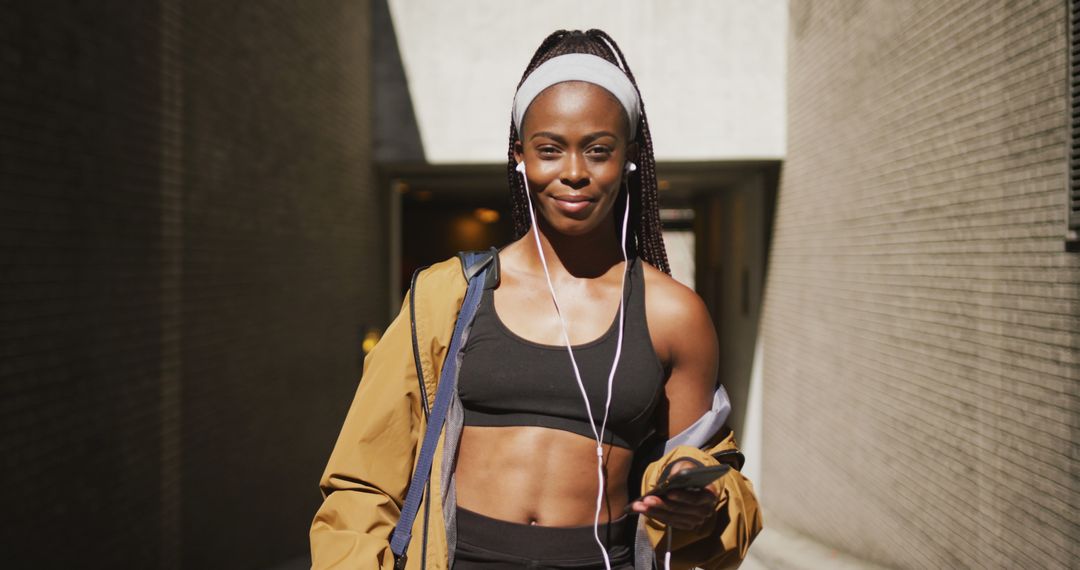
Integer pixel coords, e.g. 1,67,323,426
626,463,731,515
644,464,730,498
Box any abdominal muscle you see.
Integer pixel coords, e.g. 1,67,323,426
454,425,634,526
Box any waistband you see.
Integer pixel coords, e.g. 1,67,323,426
455,506,632,560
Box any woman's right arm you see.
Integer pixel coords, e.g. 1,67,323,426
309,291,424,570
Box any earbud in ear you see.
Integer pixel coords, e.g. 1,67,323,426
624,161,637,173
516,161,526,173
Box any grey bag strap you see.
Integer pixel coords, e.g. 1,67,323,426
391,248,497,569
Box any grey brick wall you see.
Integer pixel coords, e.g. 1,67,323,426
1,2,377,567
761,1,1078,568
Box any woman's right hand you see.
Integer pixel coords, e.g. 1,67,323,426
628,460,720,530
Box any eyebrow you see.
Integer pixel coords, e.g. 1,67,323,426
528,130,618,143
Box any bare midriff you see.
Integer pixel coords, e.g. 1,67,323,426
454,425,634,526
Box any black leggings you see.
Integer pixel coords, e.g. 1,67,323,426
452,507,635,569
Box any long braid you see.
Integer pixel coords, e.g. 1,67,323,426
507,30,670,275
587,29,670,275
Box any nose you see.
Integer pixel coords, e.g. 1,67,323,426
560,152,589,190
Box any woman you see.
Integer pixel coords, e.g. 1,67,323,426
310,30,761,570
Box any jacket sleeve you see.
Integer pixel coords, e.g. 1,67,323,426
309,291,425,570
640,430,763,570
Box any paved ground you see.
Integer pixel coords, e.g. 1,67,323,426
740,520,893,570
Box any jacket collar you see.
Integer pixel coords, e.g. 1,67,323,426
457,246,501,290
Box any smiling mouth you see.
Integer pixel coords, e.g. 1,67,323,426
550,195,594,214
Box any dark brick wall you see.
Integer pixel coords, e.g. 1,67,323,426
1,1,377,567
761,1,1078,568
1,3,167,568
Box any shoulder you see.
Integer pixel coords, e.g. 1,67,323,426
639,258,710,328
411,255,471,300
639,258,716,362
418,255,469,285
408,255,470,331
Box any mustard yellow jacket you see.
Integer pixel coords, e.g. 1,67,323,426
309,255,762,569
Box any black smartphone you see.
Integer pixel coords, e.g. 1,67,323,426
642,464,731,498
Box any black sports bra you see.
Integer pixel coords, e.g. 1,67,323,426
457,256,665,450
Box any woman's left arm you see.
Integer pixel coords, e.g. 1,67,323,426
630,283,763,569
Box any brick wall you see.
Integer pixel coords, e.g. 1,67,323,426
761,1,1078,568
1,4,166,566
1,2,377,567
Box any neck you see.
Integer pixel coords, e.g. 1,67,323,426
527,214,627,280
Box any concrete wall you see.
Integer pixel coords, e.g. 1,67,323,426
715,176,769,438
1,2,377,567
760,1,1078,568
386,0,787,163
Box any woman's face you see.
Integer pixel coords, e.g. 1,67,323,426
514,81,637,238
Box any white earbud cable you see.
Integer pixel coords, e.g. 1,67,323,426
518,161,631,570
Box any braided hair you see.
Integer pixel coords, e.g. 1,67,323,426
507,29,670,275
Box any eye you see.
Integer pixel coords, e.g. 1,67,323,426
536,145,561,158
586,145,613,160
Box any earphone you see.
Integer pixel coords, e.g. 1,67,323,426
516,159,632,570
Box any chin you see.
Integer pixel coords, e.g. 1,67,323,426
542,217,606,238
534,197,615,238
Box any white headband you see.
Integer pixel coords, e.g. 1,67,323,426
513,53,640,140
